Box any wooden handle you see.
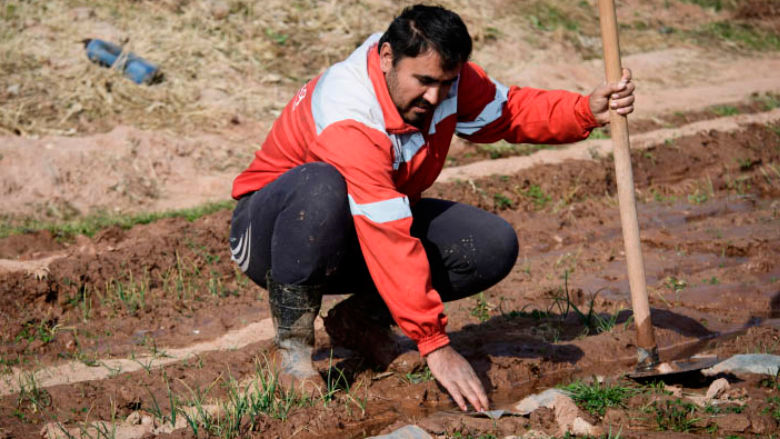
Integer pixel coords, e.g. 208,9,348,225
598,0,657,354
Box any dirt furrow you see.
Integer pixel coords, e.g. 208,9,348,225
0,318,309,397
438,108,780,183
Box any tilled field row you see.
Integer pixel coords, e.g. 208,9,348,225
439,108,780,182
0,318,297,397
1,110,779,438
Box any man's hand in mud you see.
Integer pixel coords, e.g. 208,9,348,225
425,345,488,412
589,67,635,126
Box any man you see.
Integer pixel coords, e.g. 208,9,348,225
230,5,634,412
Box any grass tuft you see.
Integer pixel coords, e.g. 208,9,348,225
693,21,780,51
0,199,235,240
651,398,702,432
562,379,637,417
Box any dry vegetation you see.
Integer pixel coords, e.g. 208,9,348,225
1,0,774,138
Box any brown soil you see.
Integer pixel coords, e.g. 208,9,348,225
446,93,780,167
2,1,780,437
1,117,779,438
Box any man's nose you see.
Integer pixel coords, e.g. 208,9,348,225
423,86,442,107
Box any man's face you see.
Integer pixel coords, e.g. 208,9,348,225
380,43,461,129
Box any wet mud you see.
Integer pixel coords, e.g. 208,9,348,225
1,120,779,437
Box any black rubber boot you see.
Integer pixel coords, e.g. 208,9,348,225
267,273,326,394
324,293,417,371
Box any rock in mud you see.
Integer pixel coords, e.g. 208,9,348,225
703,354,780,376
367,425,433,439
513,388,571,415
553,394,602,437
749,411,778,435
705,377,731,400
713,413,750,433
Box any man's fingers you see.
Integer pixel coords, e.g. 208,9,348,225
621,67,632,82
611,82,635,99
610,95,635,109
455,379,483,412
445,381,468,411
468,377,489,412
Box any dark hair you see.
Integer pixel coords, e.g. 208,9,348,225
378,4,472,70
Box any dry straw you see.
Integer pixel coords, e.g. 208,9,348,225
0,0,749,137
0,0,499,137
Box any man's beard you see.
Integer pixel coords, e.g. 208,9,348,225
387,69,432,129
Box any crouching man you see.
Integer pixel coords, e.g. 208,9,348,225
229,4,634,411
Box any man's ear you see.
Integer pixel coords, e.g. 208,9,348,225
379,42,394,74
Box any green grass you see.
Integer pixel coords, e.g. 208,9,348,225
550,271,624,335
664,276,688,293
711,104,740,117
179,358,313,438
688,188,709,204
680,0,737,11
589,127,610,139
405,366,435,384
106,272,149,316
752,92,780,111
470,292,492,322
15,319,59,344
764,396,780,421
0,199,235,240
693,21,780,51
16,373,52,418
476,140,553,159
524,184,551,209
526,2,581,32
562,379,637,417
737,157,758,171
651,399,702,432
493,193,513,210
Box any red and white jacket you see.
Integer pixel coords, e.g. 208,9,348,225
233,34,599,356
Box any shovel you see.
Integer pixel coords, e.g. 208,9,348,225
597,0,719,379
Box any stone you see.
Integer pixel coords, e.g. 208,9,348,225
705,378,730,401
749,412,777,434
703,354,780,377
126,411,142,425
552,394,602,437
713,413,750,433
514,388,571,415
688,395,708,407
367,425,433,439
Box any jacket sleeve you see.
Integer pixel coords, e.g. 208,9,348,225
308,121,450,356
455,62,600,144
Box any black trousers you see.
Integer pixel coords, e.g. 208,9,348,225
229,162,518,302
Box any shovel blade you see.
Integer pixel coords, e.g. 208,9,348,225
628,355,720,379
